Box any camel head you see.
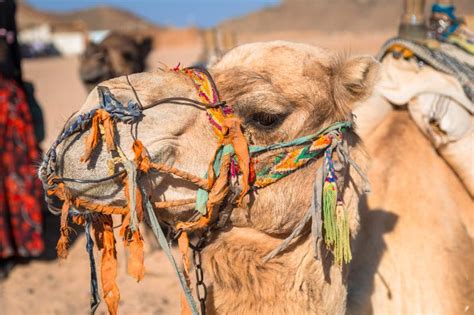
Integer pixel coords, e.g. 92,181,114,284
79,32,152,92
209,42,377,235
42,41,378,314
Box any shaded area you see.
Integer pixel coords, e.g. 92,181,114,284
346,195,398,315
37,208,82,261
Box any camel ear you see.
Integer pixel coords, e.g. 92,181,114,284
332,55,380,110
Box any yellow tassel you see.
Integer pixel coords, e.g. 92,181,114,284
323,183,352,265
335,202,352,265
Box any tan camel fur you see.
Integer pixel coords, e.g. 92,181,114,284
48,41,473,314
349,92,474,315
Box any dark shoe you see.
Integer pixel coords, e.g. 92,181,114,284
0,258,16,280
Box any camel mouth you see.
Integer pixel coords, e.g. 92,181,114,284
79,66,110,84
155,202,197,226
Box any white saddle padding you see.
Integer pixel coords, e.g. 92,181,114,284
379,55,473,113
409,94,473,195
378,55,474,196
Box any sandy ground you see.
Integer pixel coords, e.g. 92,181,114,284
0,32,388,315
1,238,182,315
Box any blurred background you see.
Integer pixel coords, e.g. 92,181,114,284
0,0,473,314
14,0,474,149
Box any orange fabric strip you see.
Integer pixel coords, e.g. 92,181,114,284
127,230,145,282
206,144,223,189
176,153,231,232
99,215,120,315
133,139,151,173
56,198,71,259
222,117,250,205
81,109,116,163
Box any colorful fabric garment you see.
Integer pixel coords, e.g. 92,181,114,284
0,76,44,258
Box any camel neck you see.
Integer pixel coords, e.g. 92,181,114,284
201,227,348,314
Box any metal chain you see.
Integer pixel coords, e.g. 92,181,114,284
191,234,208,315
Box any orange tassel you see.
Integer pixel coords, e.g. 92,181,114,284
121,181,145,282
99,216,120,315
120,212,131,240
100,110,115,152
56,199,71,259
127,230,145,282
81,109,115,163
71,214,85,225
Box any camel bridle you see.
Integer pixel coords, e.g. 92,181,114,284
39,66,367,315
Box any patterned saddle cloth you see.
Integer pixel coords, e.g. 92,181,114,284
374,37,474,196
376,37,474,104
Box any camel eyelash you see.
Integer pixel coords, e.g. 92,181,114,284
247,111,285,130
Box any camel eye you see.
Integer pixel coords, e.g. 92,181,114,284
122,51,134,61
249,112,283,130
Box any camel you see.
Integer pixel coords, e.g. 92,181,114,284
347,52,474,314
79,32,152,92
42,41,473,314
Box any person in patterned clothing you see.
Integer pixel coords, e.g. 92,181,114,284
0,0,44,278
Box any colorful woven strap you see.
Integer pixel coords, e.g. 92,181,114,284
250,121,349,186
177,67,233,140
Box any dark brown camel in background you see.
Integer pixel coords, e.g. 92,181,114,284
79,32,152,92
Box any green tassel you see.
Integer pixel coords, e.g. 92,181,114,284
323,183,352,265
323,182,337,246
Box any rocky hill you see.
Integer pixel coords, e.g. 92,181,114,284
17,2,159,32
220,0,474,33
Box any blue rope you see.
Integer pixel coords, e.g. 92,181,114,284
85,217,101,314
41,86,143,187
98,86,142,124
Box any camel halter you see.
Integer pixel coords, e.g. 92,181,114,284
39,67,368,315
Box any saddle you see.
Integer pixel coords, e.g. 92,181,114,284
375,37,473,196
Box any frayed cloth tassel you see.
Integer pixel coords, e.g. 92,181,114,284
335,202,351,265
323,181,337,247
56,227,70,259
57,200,71,259
127,230,145,282
100,216,120,315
